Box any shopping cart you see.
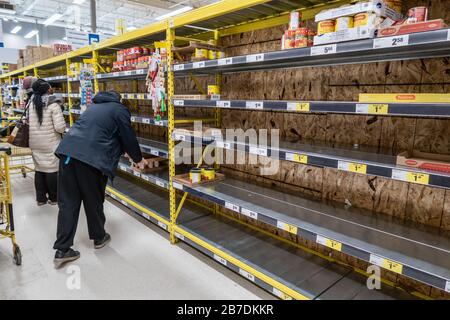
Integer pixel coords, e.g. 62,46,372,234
0,145,22,265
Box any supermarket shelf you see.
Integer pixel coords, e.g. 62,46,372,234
173,131,450,190
97,69,147,80
175,213,416,300
173,176,450,292
174,99,450,118
138,136,169,158
173,29,450,75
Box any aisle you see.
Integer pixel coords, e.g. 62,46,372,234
0,173,272,300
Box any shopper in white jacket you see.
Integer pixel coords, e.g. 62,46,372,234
29,79,66,206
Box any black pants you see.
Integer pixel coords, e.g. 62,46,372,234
35,171,58,203
53,157,108,251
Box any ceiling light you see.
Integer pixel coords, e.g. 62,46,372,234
73,0,86,4
0,8,16,15
155,6,193,21
11,26,22,34
43,13,63,26
24,30,39,39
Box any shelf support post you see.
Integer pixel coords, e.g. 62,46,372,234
92,50,100,94
66,58,74,127
167,25,178,245
213,29,222,216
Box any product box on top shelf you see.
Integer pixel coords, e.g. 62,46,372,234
397,151,450,173
377,19,447,37
313,26,376,45
315,0,403,22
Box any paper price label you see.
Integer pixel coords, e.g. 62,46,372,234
173,182,183,190
140,118,149,124
156,180,165,188
150,150,159,156
142,175,149,182
246,53,264,63
285,153,308,164
193,61,206,69
448,30,450,41
338,161,367,174
124,71,132,76
173,64,184,71
174,100,184,106
225,202,240,213
246,101,264,109
155,120,164,126
157,221,167,230
277,221,298,235
130,116,136,122
241,208,258,220
141,212,150,220
373,35,409,49
311,44,337,56
356,104,389,114
120,200,127,206
213,254,227,266
370,254,403,274
174,134,186,141
110,193,117,199
445,281,450,293
218,58,233,66
133,170,141,177
287,102,310,112
119,165,127,171
216,141,231,150
216,101,231,108
273,288,293,300
316,235,342,251
392,170,430,185
239,269,255,282
249,147,268,157
138,94,145,99
137,69,145,75
175,232,185,241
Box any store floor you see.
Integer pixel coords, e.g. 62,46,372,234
0,173,273,300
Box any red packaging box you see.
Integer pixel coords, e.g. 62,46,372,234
377,19,447,37
397,150,450,174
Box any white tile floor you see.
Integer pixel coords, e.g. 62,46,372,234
0,173,273,300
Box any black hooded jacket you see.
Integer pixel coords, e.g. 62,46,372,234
55,92,142,178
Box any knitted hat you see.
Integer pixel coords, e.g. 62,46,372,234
31,79,51,95
22,76,37,92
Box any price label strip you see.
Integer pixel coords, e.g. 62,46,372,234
285,153,308,164
373,35,409,49
273,288,293,300
213,254,227,266
338,161,367,174
356,104,389,115
392,170,430,185
287,102,310,112
239,269,255,282
311,44,337,56
370,254,403,274
316,235,342,252
277,221,298,235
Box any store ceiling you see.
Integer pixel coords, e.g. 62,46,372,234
1,0,218,35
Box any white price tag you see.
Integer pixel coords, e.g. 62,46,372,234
157,221,167,230
141,212,150,220
175,232,185,241
273,288,292,300
173,182,183,190
225,202,240,213
110,193,117,199
174,100,184,106
448,30,450,41
249,147,267,157
150,150,159,156
391,169,408,182
246,53,264,63
216,101,231,108
246,101,264,109
445,280,450,293
216,141,231,150
239,269,255,282
137,69,145,75
121,200,127,206
130,116,136,122
213,254,227,266
143,118,151,124
218,58,233,66
124,71,132,76
241,208,258,220
193,61,206,69
142,175,149,182
174,134,186,141
119,165,127,171
156,180,165,188
155,120,164,126
355,104,369,114
133,171,141,177
173,64,184,71
311,44,337,56
373,35,409,49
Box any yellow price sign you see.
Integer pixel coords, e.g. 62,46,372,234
316,235,342,252
368,104,389,114
288,154,308,164
277,221,298,235
370,254,403,274
349,163,367,174
287,102,310,112
407,172,430,185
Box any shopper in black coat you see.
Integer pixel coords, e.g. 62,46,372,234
53,91,147,268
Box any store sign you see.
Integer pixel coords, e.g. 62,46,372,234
0,21,4,47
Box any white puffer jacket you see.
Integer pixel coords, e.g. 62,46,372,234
29,95,66,173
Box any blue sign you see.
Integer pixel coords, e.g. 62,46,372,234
88,33,100,45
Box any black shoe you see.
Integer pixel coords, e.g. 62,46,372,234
54,249,80,269
94,233,111,249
